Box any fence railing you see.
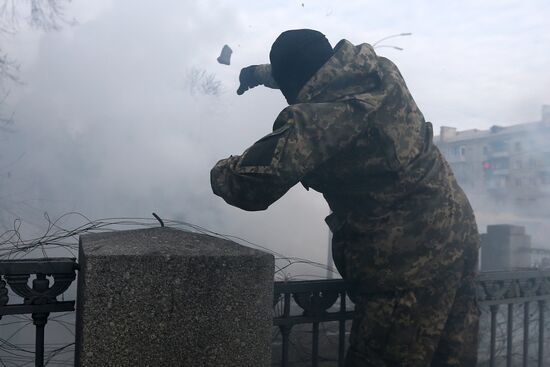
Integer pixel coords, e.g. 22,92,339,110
0,258,78,367
273,270,550,367
2,259,550,367
273,279,355,367
477,270,550,367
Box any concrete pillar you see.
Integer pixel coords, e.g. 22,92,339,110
480,224,531,271
75,227,274,367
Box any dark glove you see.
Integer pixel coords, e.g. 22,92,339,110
237,64,279,95
237,65,261,95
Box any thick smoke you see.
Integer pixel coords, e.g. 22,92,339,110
0,1,548,364
1,0,332,269
1,0,549,266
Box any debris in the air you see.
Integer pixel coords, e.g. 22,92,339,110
217,45,233,65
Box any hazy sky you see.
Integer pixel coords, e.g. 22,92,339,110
1,0,549,268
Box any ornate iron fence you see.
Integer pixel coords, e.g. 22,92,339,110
477,270,550,367
2,258,550,367
273,270,550,367
273,279,355,367
0,258,78,367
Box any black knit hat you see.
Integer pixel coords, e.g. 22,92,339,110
270,29,333,104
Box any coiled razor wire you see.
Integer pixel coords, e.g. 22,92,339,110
0,212,339,366
0,211,339,279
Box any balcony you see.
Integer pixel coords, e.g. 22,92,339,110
491,168,510,176
489,150,509,159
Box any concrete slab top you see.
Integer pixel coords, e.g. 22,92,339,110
79,227,270,258
486,224,526,235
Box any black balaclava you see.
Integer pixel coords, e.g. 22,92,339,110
269,29,333,104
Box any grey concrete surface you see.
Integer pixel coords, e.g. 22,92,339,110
75,227,274,367
481,224,531,270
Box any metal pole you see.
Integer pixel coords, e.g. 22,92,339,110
281,293,292,367
312,322,319,367
338,292,346,367
538,300,546,367
490,305,499,367
524,302,530,367
33,313,48,367
507,303,514,367
31,273,51,367
281,326,291,367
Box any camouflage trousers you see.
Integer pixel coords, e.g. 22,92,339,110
344,257,480,367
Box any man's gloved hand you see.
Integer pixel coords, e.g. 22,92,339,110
237,65,261,95
237,64,279,95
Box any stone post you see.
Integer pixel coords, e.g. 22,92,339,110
480,224,531,271
75,227,274,367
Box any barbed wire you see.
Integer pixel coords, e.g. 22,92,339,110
2,213,550,365
0,212,338,366
0,212,339,279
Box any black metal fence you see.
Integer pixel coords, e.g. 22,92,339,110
273,279,355,367
273,270,550,367
0,258,78,367
2,258,550,367
477,270,550,367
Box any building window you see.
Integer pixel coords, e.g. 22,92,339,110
540,172,550,185
515,142,522,152
490,140,507,152
492,157,510,169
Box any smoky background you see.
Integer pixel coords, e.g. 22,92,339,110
0,0,549,365
1,0,549,264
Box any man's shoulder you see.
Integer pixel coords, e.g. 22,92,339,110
271,101,359,134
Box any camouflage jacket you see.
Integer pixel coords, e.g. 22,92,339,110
211,40,478,290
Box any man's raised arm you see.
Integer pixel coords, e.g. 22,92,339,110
210,92,388,210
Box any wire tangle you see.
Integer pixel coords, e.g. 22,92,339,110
0,211,339,280
0,212,339,365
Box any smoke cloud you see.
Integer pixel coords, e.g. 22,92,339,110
1,0,549,266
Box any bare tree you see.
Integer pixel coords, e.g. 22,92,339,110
185,67,222,96
0,0,73,229
0,53,18,127
0,0,73,124
0,0,73,32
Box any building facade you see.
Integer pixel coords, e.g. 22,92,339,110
435,105,550,217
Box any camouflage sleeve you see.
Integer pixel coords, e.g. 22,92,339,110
210,154,290,211
211,95,387,211
375,57,427,168
253,64,279,89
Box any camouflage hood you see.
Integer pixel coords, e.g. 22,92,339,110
296,40,382,104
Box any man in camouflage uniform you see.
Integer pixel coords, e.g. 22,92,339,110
211,29,480,366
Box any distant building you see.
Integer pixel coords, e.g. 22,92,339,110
435,105,550,217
